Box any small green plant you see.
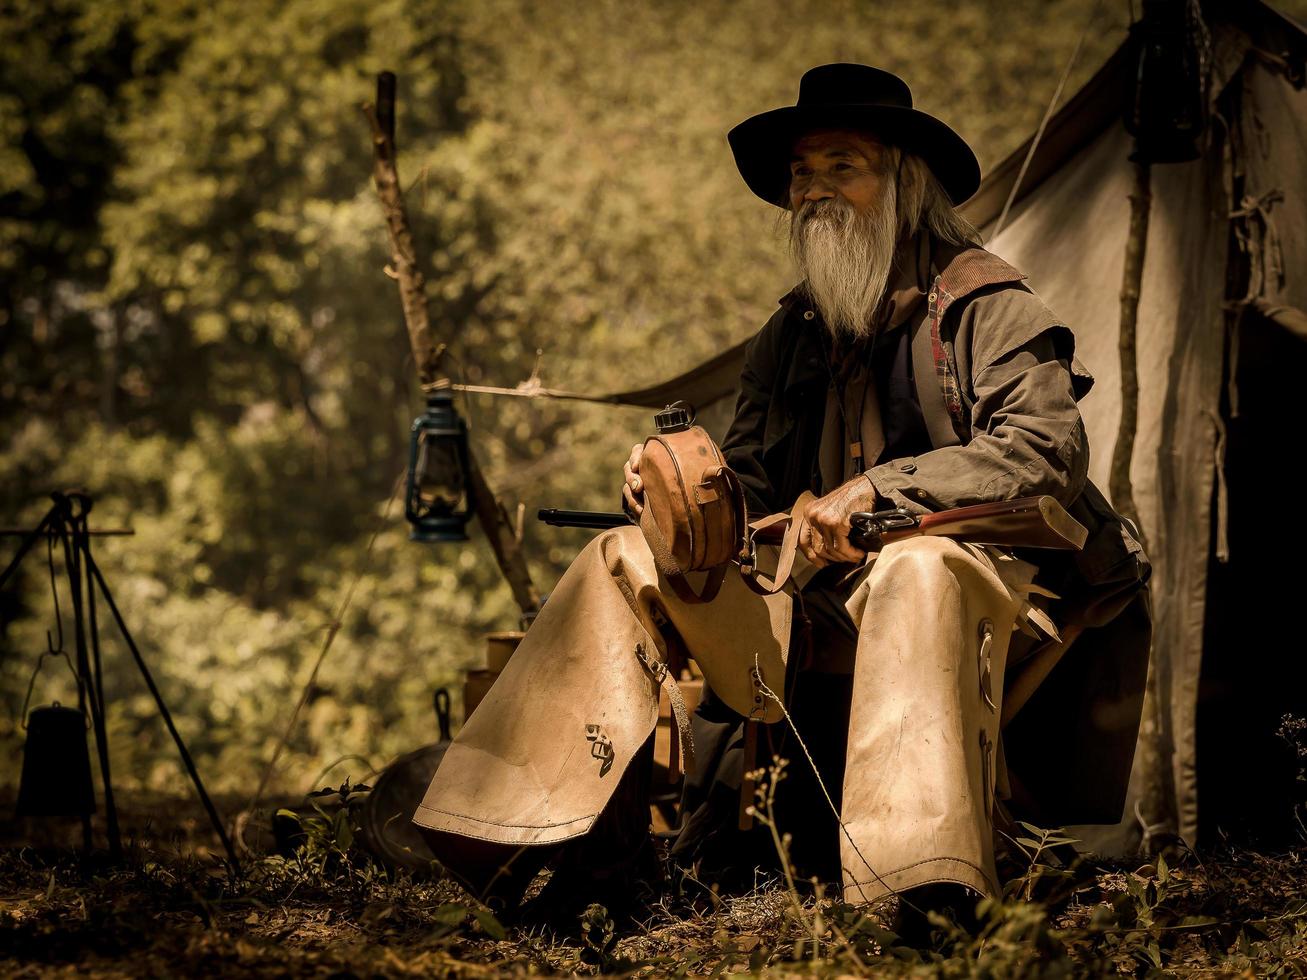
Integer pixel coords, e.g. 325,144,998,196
931,897,1093,977
273,779,383,903
1080,853,1227,972
1002,821,1082,903
428,902,506,942
578,902,618,969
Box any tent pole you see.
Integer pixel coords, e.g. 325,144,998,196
1116,158,1170,853
1111,158,1151,554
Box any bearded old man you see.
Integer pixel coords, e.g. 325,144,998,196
414,64,1151,929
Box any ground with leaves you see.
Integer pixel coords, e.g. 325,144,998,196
1,794,1305,978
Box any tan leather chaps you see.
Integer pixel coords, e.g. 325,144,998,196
413,526,1037,902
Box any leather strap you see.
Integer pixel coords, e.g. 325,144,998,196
919,253,1028,448
639,503,728,604
635,641,695,779
741,490,816,596
722,467,751,564
737,664,768,830
927,274,971,443
913,276,966,450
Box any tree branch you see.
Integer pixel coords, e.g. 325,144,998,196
362,72,541,616
362,88,440,388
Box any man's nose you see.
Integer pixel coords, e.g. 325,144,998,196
801,176,835,202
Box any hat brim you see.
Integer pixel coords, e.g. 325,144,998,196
728,104,981,208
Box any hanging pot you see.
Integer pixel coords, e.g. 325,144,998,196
15,702,95,818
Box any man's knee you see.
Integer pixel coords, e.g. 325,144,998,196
871,535,970,588
566,524,651,579
597,524,647,557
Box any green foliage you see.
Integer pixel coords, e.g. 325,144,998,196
1004,820,1083,903
578,903,622,970
0,422,513,793
273,779,375,901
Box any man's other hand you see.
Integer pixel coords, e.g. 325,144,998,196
622,443,644,517
800,476,878,566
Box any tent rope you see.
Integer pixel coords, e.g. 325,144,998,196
452,379,624,405
989,0,1105,242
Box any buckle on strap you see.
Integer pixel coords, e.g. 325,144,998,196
636,640,695,779
748,665,766,722
738,537,758,577
635,641,668,684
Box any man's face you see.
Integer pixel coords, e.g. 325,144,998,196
786,128,900,339
788,129,890,214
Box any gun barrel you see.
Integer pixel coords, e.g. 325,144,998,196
883,495,1087,550
537,509,632,530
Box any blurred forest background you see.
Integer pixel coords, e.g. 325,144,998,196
5,0,1304,801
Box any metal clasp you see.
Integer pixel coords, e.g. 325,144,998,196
978,619,996,713
635,641,667,684
738,536,758,577
748,665,766,722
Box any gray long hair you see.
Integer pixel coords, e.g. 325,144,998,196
892,150,981,247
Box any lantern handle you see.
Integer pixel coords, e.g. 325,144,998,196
20,648,83,730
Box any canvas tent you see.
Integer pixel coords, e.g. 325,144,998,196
972,0,1307,851
578,0,1307,851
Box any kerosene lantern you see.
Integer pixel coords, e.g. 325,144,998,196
405,385,473,542
1125,0,1210,163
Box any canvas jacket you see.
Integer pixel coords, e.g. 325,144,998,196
725,241,1088,515
721,237,1153,825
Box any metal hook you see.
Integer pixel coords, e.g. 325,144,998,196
46,537,64,656
433,687,452,742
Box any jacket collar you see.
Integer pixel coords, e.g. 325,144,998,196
772,237,1034,410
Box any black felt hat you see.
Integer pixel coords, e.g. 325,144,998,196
728,64,981,208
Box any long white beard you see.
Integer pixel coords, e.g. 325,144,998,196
788,185,898,340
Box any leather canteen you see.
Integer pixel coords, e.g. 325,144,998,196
638,425,748,603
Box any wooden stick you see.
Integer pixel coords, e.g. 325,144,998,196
362,73,541,616
363,76,441,388
1116,154,1170,842
1110,159,1150,553
465,442,542,615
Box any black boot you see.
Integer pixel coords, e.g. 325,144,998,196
513,831,665,934
514,735,662,934
891,882,980,948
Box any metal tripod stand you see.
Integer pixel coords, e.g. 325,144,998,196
1,491,240,868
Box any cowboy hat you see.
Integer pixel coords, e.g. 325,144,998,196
728,63,981,207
